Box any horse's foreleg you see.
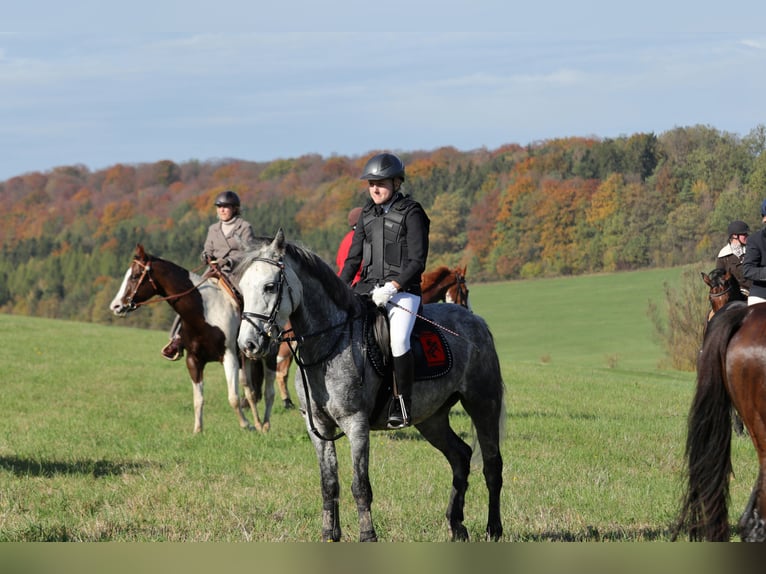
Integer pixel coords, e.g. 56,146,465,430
223,354,254,431
313,436,342,542
348,426,377,542
275,346,294,408
240,364,262,431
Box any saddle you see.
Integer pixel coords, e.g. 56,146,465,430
207,263,244,311
364,301,453,381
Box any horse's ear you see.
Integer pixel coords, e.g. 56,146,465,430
272,228,286,252
136,244,146,259
701,272,712,287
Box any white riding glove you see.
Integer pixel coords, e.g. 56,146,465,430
371,282,398,308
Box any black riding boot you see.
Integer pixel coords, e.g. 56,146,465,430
388,351,413,429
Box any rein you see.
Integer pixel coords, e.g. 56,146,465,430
279,315,356,442
709,285,732,299
125,259,213,310
240,254,346,441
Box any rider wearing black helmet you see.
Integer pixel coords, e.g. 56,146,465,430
716,219,751,296
339,153,430,428
161,190,257,361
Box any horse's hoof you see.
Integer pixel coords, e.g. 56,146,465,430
359,529,377,542
261,422,271,433
486,525,503,541
449,525,469,542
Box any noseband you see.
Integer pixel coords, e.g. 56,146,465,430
709,285,732,299
124,259,158,311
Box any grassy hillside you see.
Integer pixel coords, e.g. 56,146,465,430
0,267,756,542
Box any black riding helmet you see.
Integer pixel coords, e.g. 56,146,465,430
359,153,405,182
727,220,750,236
215,190,241,208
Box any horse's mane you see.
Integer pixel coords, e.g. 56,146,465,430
234,237,361,314
283,242,361,313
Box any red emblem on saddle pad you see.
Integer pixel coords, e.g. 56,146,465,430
418,331,448,368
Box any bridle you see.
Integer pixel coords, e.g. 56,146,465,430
239,254,349,442
124,259,159,311
709,284,732,302
123,257,211,311
452,271,469,307
240,256,294,341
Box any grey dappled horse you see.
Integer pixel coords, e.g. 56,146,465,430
235,229,505,542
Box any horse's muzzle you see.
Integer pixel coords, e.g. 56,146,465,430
238,329,270,360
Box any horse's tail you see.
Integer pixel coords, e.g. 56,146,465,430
470,328,506,468
674,304,748,541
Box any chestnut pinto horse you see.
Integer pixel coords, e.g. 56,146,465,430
236,230,505,542
421,265,470,309
674,301,766,541
109,244,276,434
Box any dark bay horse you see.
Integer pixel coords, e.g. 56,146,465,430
421,265,470,309
702,268,746,317
674,302,766,541
109,244,276,434
235,230,505,542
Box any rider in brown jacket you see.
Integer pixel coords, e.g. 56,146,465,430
161,190,256,360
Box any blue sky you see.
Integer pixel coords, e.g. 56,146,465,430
2,1,765,181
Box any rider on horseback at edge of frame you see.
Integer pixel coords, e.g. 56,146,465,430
339,153,431,429
161,190,257,361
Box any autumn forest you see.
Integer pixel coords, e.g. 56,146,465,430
2,123,766,329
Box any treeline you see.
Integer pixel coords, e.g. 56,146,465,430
2,123,765,328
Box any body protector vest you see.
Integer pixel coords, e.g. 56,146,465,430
356,194,420,294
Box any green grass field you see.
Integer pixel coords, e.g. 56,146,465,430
0,266,757,542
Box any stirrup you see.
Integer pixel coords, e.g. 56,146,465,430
386,396,410,429
161,338,183,361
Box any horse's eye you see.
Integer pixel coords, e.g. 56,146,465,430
264,282,277,294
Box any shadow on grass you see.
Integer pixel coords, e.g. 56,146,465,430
0,455,156,478
512,525,676,541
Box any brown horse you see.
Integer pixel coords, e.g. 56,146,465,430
421,265,470,309
110,244,275,433
674,301,766,541
702,268,746,317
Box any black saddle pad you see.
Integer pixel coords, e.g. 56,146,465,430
366,312,452,380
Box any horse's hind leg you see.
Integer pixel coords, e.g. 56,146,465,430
463,401,504,541
739,471,766,542
415,406,472,541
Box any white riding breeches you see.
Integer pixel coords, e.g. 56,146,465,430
387,292,420,357
748,295,766,306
